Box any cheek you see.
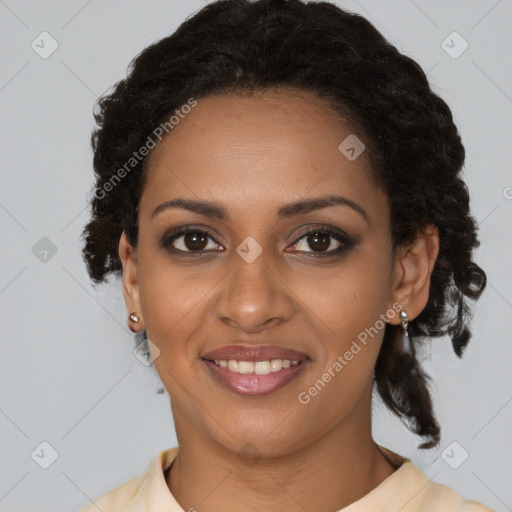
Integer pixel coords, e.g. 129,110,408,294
287,252,391,347
137,238,218,332
138,261,215,410
292,273,388,428
287,253,391,399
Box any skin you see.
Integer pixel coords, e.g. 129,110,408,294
118,88,439,512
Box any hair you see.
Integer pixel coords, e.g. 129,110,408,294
81,0,486,449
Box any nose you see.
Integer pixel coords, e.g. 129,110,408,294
213,249,295,333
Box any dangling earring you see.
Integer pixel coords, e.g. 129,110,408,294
399,310,409,336
399,309,413,355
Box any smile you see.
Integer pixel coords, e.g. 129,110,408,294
202,358,309,396
212,359,299,374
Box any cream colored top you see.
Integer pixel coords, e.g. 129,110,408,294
79,445,495,511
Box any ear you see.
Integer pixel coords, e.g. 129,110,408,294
118,231,145,332
386,224,440,324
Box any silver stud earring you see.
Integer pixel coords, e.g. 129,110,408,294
129,312,140,323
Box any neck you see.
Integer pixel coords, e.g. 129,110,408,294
165,394,397,511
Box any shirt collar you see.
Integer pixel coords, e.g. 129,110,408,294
124,444,437,512
123,446,182,512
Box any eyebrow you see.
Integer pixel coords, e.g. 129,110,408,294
150,195,369,224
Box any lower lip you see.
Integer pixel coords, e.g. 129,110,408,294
203,360,308,396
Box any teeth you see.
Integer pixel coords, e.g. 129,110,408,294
212,359,301,375
270,359,282,372
238,361,254,374
254,361,270,374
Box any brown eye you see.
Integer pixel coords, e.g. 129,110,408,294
285,225,360,259
162,227,222,254
305,232,333,252
290,229,344,254
181,231,209,251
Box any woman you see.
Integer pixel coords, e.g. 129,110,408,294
80,0,494,510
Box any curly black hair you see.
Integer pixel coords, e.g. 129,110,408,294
81,0,486,450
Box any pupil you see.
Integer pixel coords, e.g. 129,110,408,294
308,232,329,252
185,232,207,251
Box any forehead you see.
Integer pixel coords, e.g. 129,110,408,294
140,90,386,222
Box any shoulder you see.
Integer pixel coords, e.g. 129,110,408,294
351,446,496,512
418,478,495,511
79,446,180,512
369,445,496,512
395,463,496,512
79,473,144,512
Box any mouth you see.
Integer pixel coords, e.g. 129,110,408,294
201,344,310,396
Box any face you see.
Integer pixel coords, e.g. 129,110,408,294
120,89,413,457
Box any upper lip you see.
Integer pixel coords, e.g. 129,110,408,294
201,344,309,362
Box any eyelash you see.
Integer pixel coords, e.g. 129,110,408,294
160,225,358,259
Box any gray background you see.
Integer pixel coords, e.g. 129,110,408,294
1,1,511,511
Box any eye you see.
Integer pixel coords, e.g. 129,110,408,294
161,225,358,258
286,226,354,257
162,227,223,254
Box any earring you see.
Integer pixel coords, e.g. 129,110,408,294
128,311,141,333
399,310,409,337
399,309,413,355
